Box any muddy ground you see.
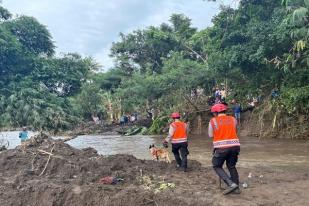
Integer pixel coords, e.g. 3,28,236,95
0,134,308,206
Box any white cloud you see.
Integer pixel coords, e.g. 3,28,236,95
2,0,236,69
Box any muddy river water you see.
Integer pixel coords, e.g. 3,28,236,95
2,131,309,169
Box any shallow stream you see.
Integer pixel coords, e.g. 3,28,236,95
1,131,309,169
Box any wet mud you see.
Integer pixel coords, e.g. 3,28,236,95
0,134,309,206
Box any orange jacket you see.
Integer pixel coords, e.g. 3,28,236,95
210,115,240,148
170,121,187,144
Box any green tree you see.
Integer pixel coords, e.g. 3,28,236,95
5,16,54,55
0,6,11,20
110,14,197,74
71,83,105,119
0,6,93,131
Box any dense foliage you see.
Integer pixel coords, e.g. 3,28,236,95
105,0,308,117
1,0,308,135
0,6,95,131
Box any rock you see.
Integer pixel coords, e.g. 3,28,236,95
242,182,248,188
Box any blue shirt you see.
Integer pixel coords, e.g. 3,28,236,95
19,131,28,140
232,104,241,113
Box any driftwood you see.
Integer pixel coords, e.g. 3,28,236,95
37,148,68,160
38,149,54,156
39,144,55,176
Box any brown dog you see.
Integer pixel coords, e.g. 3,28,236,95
149,144,171,163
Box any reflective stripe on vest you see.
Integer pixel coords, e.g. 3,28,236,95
171,121,187,144
210,115,240,148
213,139,240,148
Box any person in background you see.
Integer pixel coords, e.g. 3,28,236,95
130,114,136,123
147,109,153,119
253,97,259,106
163,112,189,172
207,96,216,106
19,126,29,143
231,99,241,125
220,88,226,101
215,87,221,100
247,98,255,112
92,114,100,125
191,88,197,99
133,112,138,121
120,116,125,126
215,96,222,104
124,115,129,125
196,86,204,97
271,86,279,99
151,108,157,121
208,103,241,195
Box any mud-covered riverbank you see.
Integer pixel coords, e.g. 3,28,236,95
1,133,309,206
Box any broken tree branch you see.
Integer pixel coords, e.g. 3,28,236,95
39,144,55,176
38,149,54,156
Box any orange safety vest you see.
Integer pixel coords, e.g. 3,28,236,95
170,121,187,144
210,115,240,148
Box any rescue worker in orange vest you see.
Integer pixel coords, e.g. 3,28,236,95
208,103,241,195
163,112,189,172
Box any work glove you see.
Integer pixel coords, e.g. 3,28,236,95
163,141,168,148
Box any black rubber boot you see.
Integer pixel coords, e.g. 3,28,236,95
223,183,238,195
232,188,241,194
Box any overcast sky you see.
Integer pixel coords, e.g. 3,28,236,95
2,0,236,70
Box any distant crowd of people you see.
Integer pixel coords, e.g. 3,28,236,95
119,113,138,126
190,86,205,99
204,84,267,126
206,86,228,106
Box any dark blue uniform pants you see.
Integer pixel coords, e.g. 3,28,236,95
172,142,189,169
212,146,240,186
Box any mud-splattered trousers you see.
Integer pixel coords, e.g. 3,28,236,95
172,142,189,169
212,146,240,186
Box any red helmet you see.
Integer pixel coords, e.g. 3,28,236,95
171,112,181,119
211,104,227,113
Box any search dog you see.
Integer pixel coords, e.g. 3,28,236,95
149,144,171,163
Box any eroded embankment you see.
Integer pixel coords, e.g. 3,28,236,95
0,133,308,206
